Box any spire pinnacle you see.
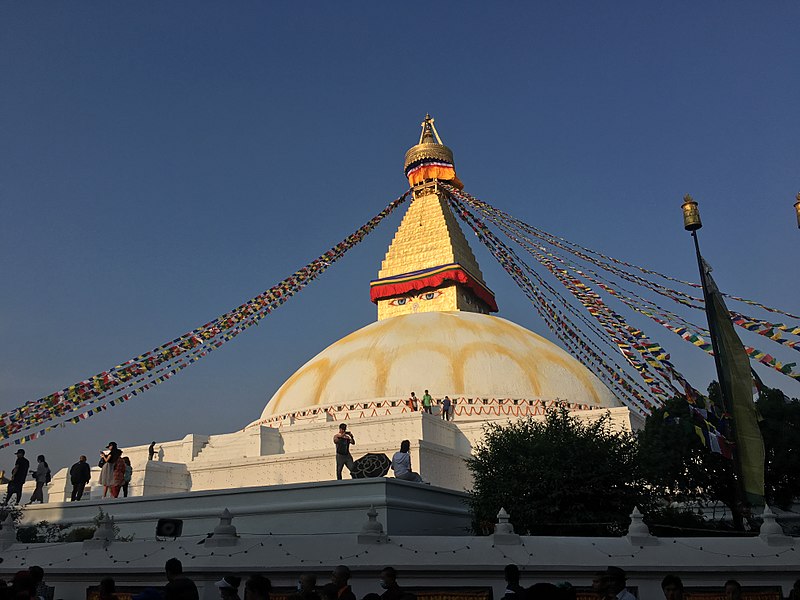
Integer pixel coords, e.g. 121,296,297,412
419,114,444,145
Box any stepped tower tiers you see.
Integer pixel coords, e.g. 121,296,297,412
257,116,622,420
371,115,497,320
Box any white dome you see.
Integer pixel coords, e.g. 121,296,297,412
260,311,620,419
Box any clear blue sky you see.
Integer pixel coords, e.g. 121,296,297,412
1,2,798,472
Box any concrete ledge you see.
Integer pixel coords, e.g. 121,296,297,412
18,478,470,538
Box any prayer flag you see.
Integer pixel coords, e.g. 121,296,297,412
702,259,765,506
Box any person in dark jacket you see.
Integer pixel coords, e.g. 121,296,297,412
502,564,525,600
329,566,356,600
70,456,92,501
4,449,30,505
165,558,199,600
379,567,408,600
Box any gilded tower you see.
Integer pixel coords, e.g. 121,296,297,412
370,115,498,320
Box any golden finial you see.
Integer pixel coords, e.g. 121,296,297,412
404,114,455,175
419,113,443,145
682,194,702,231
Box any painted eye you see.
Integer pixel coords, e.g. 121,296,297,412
422,291,442,301
388,297,408,306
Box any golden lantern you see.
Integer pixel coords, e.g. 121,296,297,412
682,194,702,231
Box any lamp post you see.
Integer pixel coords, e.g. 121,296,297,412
681,194,726,401
681,194,748,529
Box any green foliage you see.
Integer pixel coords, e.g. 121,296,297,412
645,505,738,537
16,520,70,543
639,382,800,520
757,387,800,509
0,504,23,527
63,526,96,542
466,407,648,536
9,507,136,543
637,394,737,511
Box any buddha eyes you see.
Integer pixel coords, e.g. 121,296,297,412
388,290,441,306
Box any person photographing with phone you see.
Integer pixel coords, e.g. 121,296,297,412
333,423,356,480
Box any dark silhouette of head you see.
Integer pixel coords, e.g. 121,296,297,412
661,574,684,600
331,566,351,587
504,564,520,585
245,575,272,600
165,557,183,581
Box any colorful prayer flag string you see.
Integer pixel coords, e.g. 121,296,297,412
0,191,411,446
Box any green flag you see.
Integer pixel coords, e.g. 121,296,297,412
702,259,765,505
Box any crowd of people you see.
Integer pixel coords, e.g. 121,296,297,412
1,562,798,600
1,441,138,506
406,391,455,420
502,565,800,600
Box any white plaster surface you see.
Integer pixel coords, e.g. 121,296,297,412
1,512,796,600
17,478,471,539
259,312,621,419
30,407,634,505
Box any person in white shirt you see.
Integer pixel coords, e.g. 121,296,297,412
391,440,423,483
605,567,637,600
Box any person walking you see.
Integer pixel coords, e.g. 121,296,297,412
333,424,355,480
441,396,451,421
109,446,126,498
98,448,113,498
69,455,91,501
391,440,423,483
27,455,50,504
122,457,133,497
421,390,433,414
3,449,29,505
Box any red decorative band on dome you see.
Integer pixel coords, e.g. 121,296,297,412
370,263,498,312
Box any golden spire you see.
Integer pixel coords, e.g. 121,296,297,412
403,114,461,189
370,117,496,320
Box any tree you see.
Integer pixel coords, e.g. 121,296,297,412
758,387,800,508
466,407,648,536
638,382,800,528
637,391,739,528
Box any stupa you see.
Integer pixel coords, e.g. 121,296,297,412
44,116,635,500
8,119,794,600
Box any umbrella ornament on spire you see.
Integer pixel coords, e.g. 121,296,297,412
403,114,463,189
